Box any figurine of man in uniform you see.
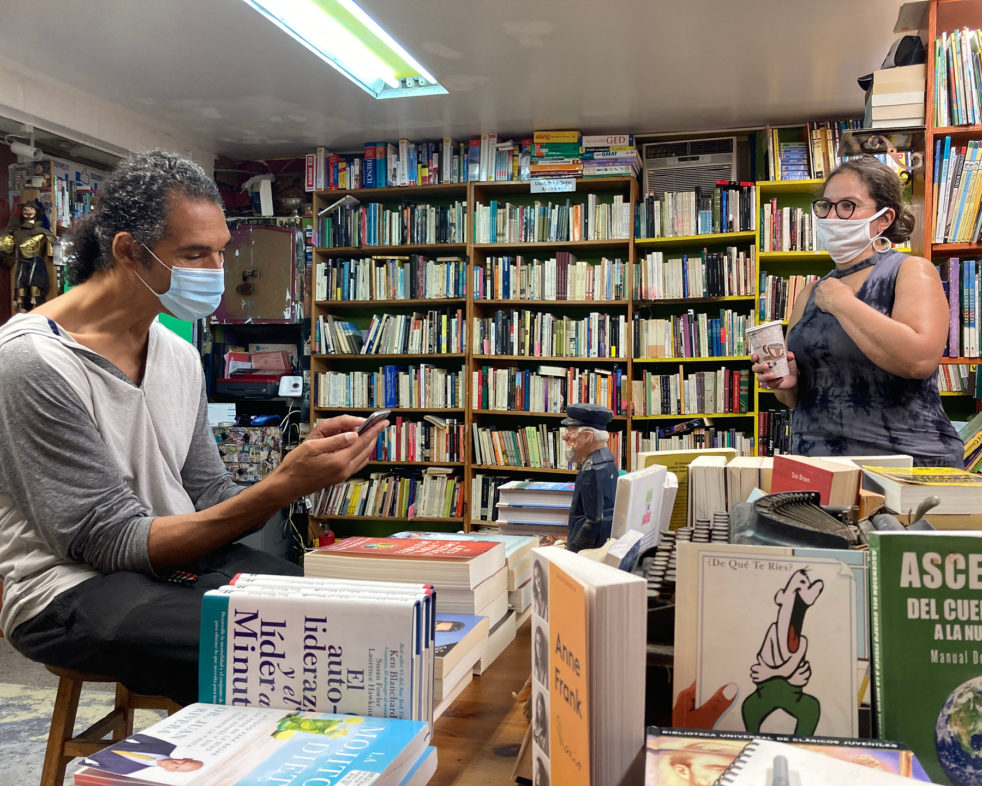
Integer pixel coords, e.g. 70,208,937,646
560,403,618,553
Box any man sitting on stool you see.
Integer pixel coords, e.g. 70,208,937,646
561,404,618,553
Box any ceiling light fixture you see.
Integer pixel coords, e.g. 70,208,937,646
241,0,448,100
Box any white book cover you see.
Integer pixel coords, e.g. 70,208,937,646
675,542,861,737
199,587,425,722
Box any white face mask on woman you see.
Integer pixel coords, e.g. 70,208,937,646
816,207,890,265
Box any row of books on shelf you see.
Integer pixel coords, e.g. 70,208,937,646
311,468,465,519
757,407,793,456
759,201,819,252
472,253,627,301
367,417,466,463
937,361,976,393
765,118,862,181
306,132,639,191
313,366,463,409
634,308,752,359
471,423,599,471
634,181,757,238
471,194,632,244
932,137,982,244
313,255,467,302
634,246,756,300
942,256,982,357
317,200,467,249
758,271,819,322
471,364,625,415
631,367,750,416
471,309,628,358
865,64,926,129
934,27,982,127
316,311,466,356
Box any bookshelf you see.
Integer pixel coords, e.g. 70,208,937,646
922,0,982,396
309,183,470,535
754,178,830,455
632,219,757,462
468,177,636,526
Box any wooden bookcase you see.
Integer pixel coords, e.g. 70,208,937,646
309,184,470,536
922,0,982,414
632,228,757,463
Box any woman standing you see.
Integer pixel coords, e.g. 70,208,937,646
753,155,962,466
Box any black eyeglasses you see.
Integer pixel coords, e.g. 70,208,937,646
812,198,862,219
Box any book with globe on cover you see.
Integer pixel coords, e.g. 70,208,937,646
868,530,982,786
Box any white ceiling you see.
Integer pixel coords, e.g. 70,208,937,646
0,0,912,161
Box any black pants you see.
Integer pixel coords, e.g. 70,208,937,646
9,543,301,706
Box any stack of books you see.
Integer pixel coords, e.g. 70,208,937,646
493,480,575,537
864,64,926,129
198,574,435,724
73,703,435,786
432,612,489,719
305,536,509,632
529,130,582,179
580,134,640,178
389,530,536,672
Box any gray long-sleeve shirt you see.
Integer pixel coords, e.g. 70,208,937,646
0,314,240,635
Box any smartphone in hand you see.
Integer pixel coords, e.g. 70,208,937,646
356,409,391,435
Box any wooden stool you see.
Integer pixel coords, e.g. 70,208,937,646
41,666,180,786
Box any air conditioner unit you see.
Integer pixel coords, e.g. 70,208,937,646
642,137,737,198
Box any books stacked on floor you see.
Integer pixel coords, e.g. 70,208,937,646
73,703,435,786
198,573,435,725
580,134,640,179
305,536,508,633
432,612,489,720
529,130,582,179
493,480,575,537
864,64,926,129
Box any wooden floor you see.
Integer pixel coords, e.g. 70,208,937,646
430,619,531,785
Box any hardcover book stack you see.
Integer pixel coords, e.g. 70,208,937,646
198,573,435,725
864,64,927,129
431,612,489,719
305,536,509,632
73,703,435,786
389,530,536,671
493,480,575,537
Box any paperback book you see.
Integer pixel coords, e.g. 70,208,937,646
869,530,982,786
531,546,646,785
673,542,866,737
644,726,932,785
72,702,432,786
198,581,430,723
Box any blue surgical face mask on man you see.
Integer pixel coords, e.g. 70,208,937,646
133,242,225,321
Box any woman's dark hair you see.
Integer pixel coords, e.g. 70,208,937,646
825,155,915,244
67,150,223,285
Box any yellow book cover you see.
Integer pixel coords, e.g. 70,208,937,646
864,466,982,486
532,130,581,144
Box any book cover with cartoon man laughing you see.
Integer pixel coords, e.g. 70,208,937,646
674,542,863,738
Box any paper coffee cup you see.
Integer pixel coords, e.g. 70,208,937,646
747,320,790,377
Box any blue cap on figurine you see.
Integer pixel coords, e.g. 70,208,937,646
561,403,613,430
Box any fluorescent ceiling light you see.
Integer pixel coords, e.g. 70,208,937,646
242,0,448,99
